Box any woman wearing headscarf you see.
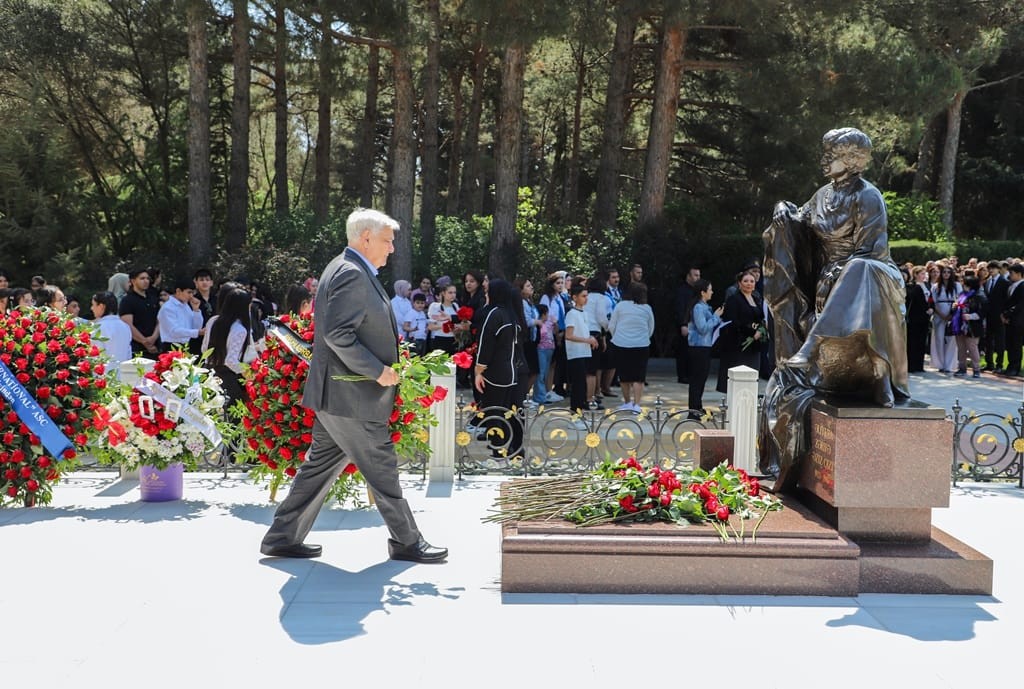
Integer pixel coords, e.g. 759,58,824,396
472,279,529,460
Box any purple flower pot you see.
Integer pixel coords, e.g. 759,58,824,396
138,463,184,502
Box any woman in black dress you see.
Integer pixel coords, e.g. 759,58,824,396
473,279,529,460
905,265,932,373
716,270,765,394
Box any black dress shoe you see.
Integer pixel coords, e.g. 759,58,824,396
388,537,448,563
260,542,322,558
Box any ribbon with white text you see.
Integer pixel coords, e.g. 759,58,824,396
0,361,73,458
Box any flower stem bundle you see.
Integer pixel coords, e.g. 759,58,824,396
485,458,783,543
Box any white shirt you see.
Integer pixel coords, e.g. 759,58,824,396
221,321,250,374
609,300,655,348
94,315,132,367
583,292,611,333
565,308,591,360
427,302,457,339
158,297,203,345
403,307,429,340
391,295,412,337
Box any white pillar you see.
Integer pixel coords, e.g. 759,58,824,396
725,365,759,475
428,362,457,483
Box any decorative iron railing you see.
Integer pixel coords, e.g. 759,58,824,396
950,398,1024,487
452,395,727,478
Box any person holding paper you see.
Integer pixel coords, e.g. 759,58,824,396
686,279,724,420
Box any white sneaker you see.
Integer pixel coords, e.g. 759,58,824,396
571,419,588,431
546,391,564,402
616,403,633,413
630,403,642,414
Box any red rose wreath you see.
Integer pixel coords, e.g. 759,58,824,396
0,307,112,506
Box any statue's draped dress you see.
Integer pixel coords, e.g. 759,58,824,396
758,176,910,487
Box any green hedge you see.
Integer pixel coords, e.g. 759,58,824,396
889,240,1023,267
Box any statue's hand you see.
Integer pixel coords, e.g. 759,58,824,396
772,201,798,225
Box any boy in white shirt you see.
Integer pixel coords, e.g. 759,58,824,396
403,293,429,356
564,284,598,427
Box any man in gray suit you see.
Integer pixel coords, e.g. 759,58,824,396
261,208,447,563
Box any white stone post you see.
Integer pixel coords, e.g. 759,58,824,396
428,363,456,483
725,365,759,475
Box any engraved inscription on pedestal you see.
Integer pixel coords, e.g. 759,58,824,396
802,412,836,503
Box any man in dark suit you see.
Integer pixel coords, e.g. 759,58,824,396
673,266,701,384
982,260,1008,371
261,209,447,563
1000,264,1024,377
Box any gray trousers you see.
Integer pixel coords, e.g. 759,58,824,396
261,412,421,549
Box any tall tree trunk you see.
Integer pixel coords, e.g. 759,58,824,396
938,89,966,234
273,1,289,218
313,13,333,226
562,42,586,222
637,18,686,229
187,0,212,264
358,45,380,209
460,38,486,217
490,43,526,280
226,0,250,251
388,47,415,282
419,0,441,255
544,112,567,221
594,8,637,232
912,113,941,197
445,67,464,216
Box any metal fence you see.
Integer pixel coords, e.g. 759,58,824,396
950,398,1024,487
452,395,725,478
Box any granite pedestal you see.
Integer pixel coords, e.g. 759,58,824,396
500,494,860,595
796,398,992,594
498,398,993,596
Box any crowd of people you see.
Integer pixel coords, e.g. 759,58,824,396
902,256,1024,378
0,266,313,409
386,267,645,424
0,255,769,432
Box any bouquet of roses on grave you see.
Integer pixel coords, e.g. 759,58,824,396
233,314,365,505
486,458,783,542
335,343,457,462
0,307,115,506
92,350,232,471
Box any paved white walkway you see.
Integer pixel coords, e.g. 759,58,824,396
1,472,1021,689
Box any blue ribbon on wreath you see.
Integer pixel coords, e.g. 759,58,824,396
0,360,73,459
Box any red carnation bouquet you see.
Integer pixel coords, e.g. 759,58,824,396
234,314,364,504
0,307,113,507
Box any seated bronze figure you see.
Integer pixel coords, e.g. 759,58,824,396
758,127,910,490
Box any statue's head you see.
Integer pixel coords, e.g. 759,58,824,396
821,127,872,177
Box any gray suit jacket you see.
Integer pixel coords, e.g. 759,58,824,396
302,247,399,420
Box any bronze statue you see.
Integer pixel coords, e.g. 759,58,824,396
758,127,910,490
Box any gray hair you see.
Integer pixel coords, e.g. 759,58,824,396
823,127,873,174
346,208,400,244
